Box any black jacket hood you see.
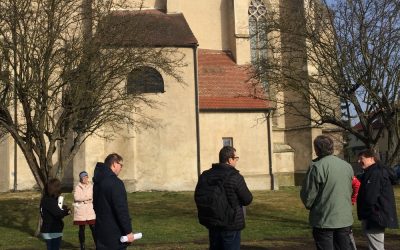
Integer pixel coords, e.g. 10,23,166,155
93,162,115,184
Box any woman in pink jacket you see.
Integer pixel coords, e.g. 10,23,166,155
73,171,96,250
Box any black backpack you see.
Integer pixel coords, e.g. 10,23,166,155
194,170,235,228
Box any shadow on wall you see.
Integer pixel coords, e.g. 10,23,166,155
155,0,167,11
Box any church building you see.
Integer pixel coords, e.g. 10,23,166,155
0,0,333,192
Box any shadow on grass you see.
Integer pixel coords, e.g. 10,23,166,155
252,213,309,227
0,198,76,249
0,199,37,236
34,239,77,250
241,246,270,250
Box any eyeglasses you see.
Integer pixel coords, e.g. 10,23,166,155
231,156,239,160
117,162,123,168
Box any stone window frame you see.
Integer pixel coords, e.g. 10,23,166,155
248,0,268,64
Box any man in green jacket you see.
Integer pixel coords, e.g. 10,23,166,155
300,135,354,250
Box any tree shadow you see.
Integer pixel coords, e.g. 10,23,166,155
241,237,316,250
241,246,270,250
0,198,76,248
0,199,37,236
38,238,76,249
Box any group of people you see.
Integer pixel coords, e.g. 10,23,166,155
301,135,398,250
39,139,398,250
39,153,134,250
195,139,398,250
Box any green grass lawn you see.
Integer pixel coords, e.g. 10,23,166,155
0,187,399,249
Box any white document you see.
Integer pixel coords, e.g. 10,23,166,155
57,196,64,209
120,233,143,242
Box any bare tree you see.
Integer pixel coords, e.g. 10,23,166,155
0,0,185,191
251,0,400,165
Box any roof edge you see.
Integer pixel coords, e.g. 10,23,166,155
200,108,274,113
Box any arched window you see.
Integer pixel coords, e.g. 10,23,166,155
127,66,164,94
248,0,268,64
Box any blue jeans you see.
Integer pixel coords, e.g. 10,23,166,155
209,229,241,250
45,237,62,250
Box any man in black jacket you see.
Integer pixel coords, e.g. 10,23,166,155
93,153,134,250
195,146,253,250
357,149,398,250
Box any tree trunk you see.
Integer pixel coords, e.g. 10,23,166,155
34,192,44,237
34,214,43,237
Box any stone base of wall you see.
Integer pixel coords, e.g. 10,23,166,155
274,171,307,187
243,174,271,190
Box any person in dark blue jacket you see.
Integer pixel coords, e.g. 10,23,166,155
357,149,399,250
93,153,134,250
40,178,71,250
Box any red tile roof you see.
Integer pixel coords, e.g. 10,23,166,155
353,119,383,131
198,49,271,111
97,10,198,47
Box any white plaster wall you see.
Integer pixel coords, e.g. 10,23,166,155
129,0,234,51
274,151,294,173
135,0,283,65
171,0,232,51
199,112,270,190
2,136,37,191
130,48,198,191
0,136,10,191
73,48,198,192
127,0,166,9
73,134,107,187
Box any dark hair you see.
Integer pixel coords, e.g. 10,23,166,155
313,135,334,157
104,153,123,168
358,149,377,160
219,146,236,163
46,178,61,198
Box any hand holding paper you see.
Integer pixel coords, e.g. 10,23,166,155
120,232,142,242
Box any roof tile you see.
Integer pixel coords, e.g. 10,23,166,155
97,10,198,47
198,49,271,110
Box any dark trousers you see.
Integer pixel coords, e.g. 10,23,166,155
45,237,62,250
312,226,353,250
78,224,96,248
209,228,241,250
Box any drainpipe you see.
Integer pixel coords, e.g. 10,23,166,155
13,122,17,191
11,45,17,191
193,46,201,176
266,111,274,190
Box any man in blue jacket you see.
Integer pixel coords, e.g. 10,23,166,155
93,153,134,249
357,149,398,250
301,135,354,250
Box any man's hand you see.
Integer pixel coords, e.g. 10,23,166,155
126,232,135,243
